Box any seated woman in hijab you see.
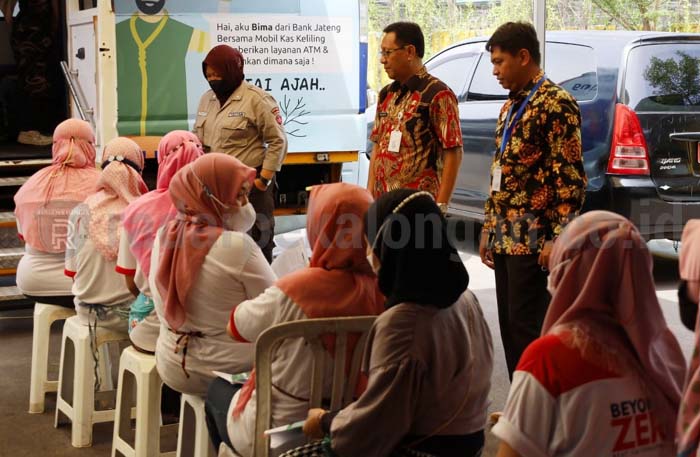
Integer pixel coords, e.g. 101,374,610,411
204,182,385,457
676,220,700,456
14,118,100,307
492,211,686,457
150,153,275,397
117,130,203,354
65,137,148,332
291,188,493,457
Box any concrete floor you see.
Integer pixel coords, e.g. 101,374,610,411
0,311,118,456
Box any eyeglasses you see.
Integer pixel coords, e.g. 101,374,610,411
378,46,406,58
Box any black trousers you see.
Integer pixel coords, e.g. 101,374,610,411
205,377,241,452
248,181,275,263
10,7,62,134
494,254,550,380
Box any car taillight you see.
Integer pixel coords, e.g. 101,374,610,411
607,103,650,175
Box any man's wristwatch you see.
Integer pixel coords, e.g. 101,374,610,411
437,202,448,215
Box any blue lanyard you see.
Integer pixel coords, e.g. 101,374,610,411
499,75,546,157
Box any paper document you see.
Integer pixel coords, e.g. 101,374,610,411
212,371,249,385
264,420,305,436
271,240,309,278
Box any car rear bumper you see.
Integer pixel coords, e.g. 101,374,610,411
602,175,700,240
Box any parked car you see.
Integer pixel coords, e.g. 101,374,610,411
367,31,700,241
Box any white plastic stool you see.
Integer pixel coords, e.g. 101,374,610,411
29,302,76,414
176,394,216,457
112,346,172,457
54,315,129,447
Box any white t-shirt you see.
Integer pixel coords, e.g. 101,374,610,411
226,286,329,457
15,220,73,297
149,228,276,396
116,232,151,296
65,204,134,308
491,332,674,457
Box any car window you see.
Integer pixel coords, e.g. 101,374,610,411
427,53,478,99
625,43,700,112
545,43,598,102
466,53,508,101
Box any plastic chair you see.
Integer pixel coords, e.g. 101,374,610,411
252,316,376,457
176,393,216,457
54,315,129,447
112,346,177,457
28,302,76,414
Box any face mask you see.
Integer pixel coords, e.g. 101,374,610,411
208,79,236,99
224,202,256,232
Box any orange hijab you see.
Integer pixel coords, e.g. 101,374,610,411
233,183,385,417
277,183,385,319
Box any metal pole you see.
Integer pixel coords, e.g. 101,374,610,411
60,60,96,129
533,0,546,68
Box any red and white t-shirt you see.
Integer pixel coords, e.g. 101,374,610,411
491,333,673,457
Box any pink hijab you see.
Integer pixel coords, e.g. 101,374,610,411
14,119,100,253
677,220,700,456
156,153,256,331
233,183,385,418
545,210,686,443
121,131,203,276
84,137,147,261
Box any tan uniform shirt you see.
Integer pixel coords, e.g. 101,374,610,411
194,81,288,171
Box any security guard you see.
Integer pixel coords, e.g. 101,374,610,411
194,45,288,262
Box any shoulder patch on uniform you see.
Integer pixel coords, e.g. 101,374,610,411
272,107,283,125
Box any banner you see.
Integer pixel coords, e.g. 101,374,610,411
114,0,365,153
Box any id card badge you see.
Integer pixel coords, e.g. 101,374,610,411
491,166,503,193
388,112,403,153
388,130,402,152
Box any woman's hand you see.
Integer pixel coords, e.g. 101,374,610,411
302,408,327,439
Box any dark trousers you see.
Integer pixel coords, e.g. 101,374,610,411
248,181,275,263
205,377,241,452
10,7,62,134
494,254,550,380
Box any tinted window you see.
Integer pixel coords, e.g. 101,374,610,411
545,43,598,101
625,43,700,112
467,54,508,101
427,53,478,99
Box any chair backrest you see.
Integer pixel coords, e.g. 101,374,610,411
253,316,377,457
